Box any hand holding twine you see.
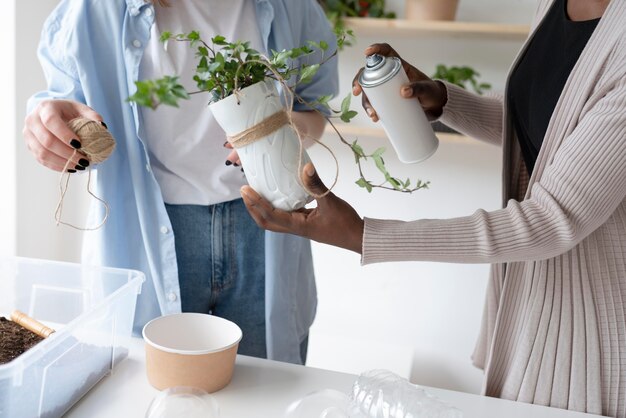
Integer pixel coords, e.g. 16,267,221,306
56,117,116,230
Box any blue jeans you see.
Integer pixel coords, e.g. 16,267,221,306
165,199,267,358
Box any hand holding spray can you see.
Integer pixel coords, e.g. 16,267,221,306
358,54,439,164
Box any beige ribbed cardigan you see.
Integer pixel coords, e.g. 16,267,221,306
362,1,626,416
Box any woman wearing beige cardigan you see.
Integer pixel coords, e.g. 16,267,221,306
241,0,625,416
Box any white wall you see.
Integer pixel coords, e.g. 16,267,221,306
305,0,536,394
1,1,16,257
16,0,89,262
14,0,536,395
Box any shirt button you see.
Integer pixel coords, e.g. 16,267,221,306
160,226,169,234
132,39,142,48
144,7,153,16
167,292,177,302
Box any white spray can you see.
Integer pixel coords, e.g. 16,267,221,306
358,54,439,163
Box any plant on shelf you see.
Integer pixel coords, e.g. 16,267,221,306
431,64,491,95
430,64,491,133
318,0,396,49
127,31,428,210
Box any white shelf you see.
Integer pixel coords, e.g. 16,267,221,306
344,17,530,41
324,123,470,144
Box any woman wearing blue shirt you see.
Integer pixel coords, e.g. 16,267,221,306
23,0,338,365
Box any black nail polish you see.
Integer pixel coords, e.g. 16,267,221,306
234,162,240,167
67,169,77,173
78,158,90,167
240,167,244,173
100,121,108,129
70,139,82,149
223,141,228,147
75,165,86,171
225,160,232,166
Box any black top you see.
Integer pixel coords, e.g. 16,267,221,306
508,0,600,174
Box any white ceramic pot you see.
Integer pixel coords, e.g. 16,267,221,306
405,0,459,21
210,81,312,211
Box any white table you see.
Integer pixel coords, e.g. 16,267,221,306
65,338,605,418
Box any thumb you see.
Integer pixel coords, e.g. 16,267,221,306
74,102,105,125
301,163,329,198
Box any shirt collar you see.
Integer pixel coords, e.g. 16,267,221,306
126,0,149,11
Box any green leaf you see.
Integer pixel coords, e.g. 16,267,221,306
212,35,227,45
340,110,358,123
159,31,172,43
355,178,373,193
319,40,329,51
340,93,351,114
197,46,209,57
317,94,332,104
388,177,402,190
371,147,386,157
272,49,292,66
372,154,388,177
299,64,320,84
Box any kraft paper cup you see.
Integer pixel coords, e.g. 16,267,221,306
142,313,243,393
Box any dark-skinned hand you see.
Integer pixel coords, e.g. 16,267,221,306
240,163,365,254
353,43,449,122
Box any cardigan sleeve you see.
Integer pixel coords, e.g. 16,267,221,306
437,82,504,146
362,74,626,265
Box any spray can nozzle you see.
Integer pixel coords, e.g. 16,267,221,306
365,54,384,69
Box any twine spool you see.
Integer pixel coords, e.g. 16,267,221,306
67,117,116,163
55,117,116,231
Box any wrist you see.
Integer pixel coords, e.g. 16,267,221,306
350,218,365,254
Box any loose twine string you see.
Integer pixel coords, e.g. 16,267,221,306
228,59,339,200
55,117,116,231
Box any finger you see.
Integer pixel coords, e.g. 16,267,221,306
223,141,233,149
301,163,331,204
27,117,84,167
225,149,238,166
40,101,104,149
240,186,297,234
364,43,400,58
24,128,77,172
401,81,445,110
361,93,379,122
352,68,364,96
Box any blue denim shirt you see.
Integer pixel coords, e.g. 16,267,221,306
28,0,338,364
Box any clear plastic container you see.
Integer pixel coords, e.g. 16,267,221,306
349,370,463,418
286,370,463,418
145,386,220,418
0,256,144,418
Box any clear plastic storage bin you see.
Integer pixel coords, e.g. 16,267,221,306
0,257,144,418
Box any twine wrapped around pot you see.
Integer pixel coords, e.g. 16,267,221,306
55,117,116,230
227,61,339,200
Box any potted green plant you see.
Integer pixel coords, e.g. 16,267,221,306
128,31,428,209
318,0,396,48
430,64,491,133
